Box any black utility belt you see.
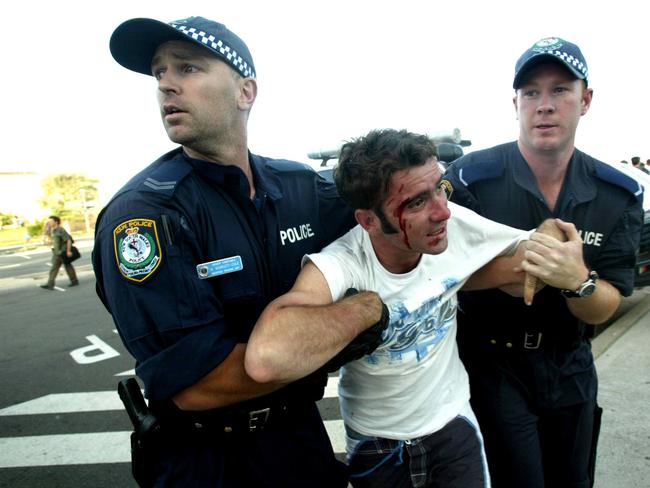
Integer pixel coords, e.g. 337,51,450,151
155,399,312,436
480,331,582,352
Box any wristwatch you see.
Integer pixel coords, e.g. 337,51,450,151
561,270,599,298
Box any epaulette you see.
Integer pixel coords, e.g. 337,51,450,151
456,159,505,187
138,157,194,198
264,157,312,174
594,163,643,203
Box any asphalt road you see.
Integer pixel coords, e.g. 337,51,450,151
0,242,344,487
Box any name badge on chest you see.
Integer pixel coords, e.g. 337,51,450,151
196,255,243,279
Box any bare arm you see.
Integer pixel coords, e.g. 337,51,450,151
245,262,383,384
463,240,527,291
522,219,621,324
173,263,382,410
172,344,284,411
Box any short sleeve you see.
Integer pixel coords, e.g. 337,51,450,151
93,196,237,401
591,198,643,296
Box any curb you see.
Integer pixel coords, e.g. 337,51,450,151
592,292,650,359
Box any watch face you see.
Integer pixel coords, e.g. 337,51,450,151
579,282,596,297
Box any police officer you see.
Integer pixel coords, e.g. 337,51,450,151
443,37,643,487
93,16,373,487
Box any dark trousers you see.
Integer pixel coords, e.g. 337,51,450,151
467,360,597,488
151,401,348,487
346,415,489,488
47,251,78,287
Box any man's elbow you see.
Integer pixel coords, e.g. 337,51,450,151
244,343,283,384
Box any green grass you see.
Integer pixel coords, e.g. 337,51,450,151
0,227,37,248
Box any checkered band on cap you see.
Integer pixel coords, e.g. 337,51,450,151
514,37,588,88
172,23,256,78
535,48,588,79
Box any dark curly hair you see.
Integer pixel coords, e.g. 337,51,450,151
334,129,437,212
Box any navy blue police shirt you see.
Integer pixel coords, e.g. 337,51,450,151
93,148,355,402
442,142,643,405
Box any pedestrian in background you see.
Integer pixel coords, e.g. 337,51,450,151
41,215,78,290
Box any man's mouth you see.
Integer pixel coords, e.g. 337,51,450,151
163,105,185,116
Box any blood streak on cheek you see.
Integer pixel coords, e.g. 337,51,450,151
394,201,411,249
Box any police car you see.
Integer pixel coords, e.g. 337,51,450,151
604,161,650,287
308,128,470,181
308,129,650,288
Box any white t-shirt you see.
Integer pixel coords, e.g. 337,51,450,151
306,202,529,439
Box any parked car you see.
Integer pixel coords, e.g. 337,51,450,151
605,161,650,288
308,128,470,181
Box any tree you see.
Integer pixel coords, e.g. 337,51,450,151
40,174,99,223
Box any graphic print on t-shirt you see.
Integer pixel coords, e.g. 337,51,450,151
367,278,459,364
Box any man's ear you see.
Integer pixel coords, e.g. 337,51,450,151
580,86,593,116
355,208,376,232
238,78,257,110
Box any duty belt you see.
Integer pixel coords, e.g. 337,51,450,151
151,399,310,436
486,331,544,350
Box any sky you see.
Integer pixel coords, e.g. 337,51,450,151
3,0,649,205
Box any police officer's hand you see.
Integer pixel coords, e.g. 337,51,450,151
322,288,390,372
522,219,590,291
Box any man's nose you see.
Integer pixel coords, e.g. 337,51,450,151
536,93,555,114
430,197,451,221
158,71,180,94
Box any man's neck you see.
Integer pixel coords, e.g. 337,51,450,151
370,235,422,275
184,143,256,198
517,141,574,211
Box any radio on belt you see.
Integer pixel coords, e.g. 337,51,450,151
196,256,243,279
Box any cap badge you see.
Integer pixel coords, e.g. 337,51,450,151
533,37,563,52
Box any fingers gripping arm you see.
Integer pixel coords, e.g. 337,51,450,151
522,219,621,323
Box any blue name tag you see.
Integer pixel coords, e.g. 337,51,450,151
196,256,243,279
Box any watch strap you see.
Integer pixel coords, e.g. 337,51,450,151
561,270,599,298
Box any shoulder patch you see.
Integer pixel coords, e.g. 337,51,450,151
440,179,454,200
456,160,504,187
113,218,162,283
594,164,643,202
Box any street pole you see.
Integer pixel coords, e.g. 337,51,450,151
80,189,90,235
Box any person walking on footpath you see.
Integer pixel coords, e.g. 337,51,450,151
41,215,78,290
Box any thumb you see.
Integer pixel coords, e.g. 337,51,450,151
555,218,581,242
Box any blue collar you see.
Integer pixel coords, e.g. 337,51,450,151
183,151,282,201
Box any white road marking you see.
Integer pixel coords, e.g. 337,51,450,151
0,392,124,416
1,376,339,416
115,369,136,376
0,432,131,467
324,375,339,398
0,375,346,468
324,419,346,454
0,421,347,468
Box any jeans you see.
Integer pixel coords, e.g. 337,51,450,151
345,406,490,488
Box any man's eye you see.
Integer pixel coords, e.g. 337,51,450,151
406,197,426,209
183,64,198,73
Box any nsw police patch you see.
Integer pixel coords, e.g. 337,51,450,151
113,218,162,282
440,179,454,200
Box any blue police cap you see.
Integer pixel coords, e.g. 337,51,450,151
513,37,588,89
110,16,256,79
